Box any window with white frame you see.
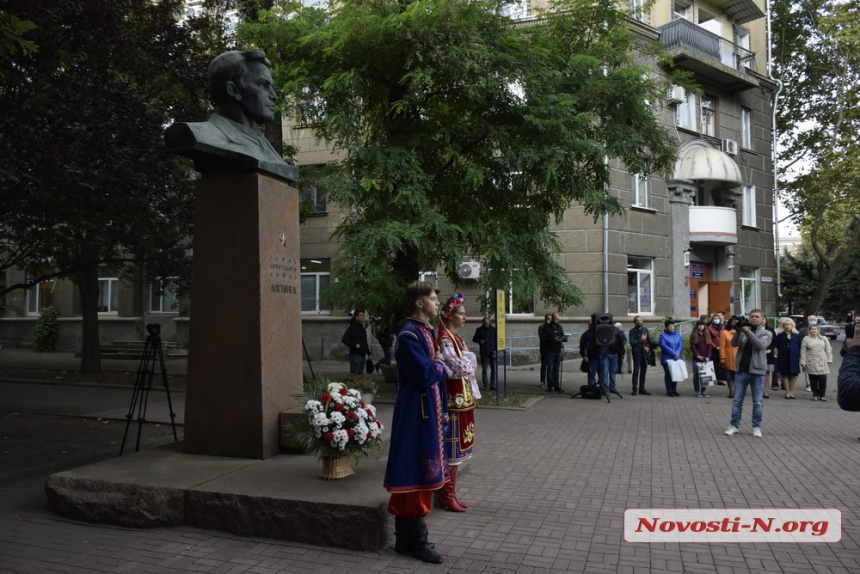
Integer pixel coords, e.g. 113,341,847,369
676,91,696,130
701,94,717,137
501,0,530,19
741,107,752,149
627,257,653,315
632,174,649,207
508,284,534,315
418,271,438,284
742,184,756,227
26,270,55,316
673,0,692,20
150,278,179,313
740,267,758,316
301,258,331,313
98,276,119,314
630,0,646,20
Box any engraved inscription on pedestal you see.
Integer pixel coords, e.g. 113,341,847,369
269,235,299,296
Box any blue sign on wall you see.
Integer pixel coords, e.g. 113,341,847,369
691,263,705,279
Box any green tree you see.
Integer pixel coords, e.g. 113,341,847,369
0,0,209,373
773,0,860,316
240,0,680,325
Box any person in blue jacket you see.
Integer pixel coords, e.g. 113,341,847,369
659,319,684,396
383,281,453,564
775,317,803,399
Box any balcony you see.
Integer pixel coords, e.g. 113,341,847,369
659,18,760,92
690,206,738,246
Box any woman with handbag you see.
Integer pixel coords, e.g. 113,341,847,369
707,314,725,385
690,319,712,398
719,316,740,398
775,317,802,399
436,293,478,512
659,319,684,397
800,324,832,401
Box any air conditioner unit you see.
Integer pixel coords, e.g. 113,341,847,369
458,261,481,279
721,138,739,156
667,85,685,104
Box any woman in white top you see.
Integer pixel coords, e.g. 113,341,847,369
800,324,833,401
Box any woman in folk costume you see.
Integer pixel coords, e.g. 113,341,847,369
436,293,479,512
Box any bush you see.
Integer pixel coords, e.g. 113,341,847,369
32,306,60,352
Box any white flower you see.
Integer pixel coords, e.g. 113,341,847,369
305,400,323,413
332,429,349,450
330,411,346,426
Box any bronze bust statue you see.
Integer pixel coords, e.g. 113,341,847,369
166,50,297,181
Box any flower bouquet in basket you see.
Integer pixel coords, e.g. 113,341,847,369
284,378,384,474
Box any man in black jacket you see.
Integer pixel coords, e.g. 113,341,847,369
628,316,653,395
342,310,371,374
472,317,497,390
537,313,552,388
540,313,568,393
838,320,860,442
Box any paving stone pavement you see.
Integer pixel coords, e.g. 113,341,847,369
2,345,860,573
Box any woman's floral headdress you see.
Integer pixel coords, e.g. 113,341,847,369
440,293,465,320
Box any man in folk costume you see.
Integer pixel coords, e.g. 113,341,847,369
383,282,453,564
436,293,478,512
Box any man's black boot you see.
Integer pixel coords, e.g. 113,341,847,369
409,518,443,564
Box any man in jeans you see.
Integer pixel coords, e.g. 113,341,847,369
725,309,772,438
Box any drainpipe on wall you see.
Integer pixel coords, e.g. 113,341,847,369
768,0,784,300
603,211,609,313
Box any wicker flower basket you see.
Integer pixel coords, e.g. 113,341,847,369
319,456,355,480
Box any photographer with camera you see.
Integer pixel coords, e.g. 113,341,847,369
725,310,771,438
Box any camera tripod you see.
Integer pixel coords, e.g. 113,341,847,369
119,324,178,456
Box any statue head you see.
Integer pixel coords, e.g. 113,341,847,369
208,50,276,130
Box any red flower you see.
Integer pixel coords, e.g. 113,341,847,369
367,431,374,438
376,421,382,428
321,393,332,402
323,432,334,443
335,403,345,411
366,409,374,417
359,401,366,408
347,429,354,438
339,387,349,396
347,411,358,420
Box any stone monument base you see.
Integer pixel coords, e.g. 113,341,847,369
45,442,392,552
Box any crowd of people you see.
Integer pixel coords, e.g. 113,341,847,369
372,286,858,564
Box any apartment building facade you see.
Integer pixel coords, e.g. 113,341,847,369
1,0,777,360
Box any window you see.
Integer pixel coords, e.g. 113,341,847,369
741,107,752,149
632,174,649,207
418,271,438,284
26,270,55,316
627,257,653,315
673,0,692,20
300,258,330,313
508,285,534,315
742,184,756,227
631,0,645,20
98,277,119,314
676,91,696,130
300,183,327,213
740,267,758,316
501,0,530,19
701,95,717,137
150,278,179,313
